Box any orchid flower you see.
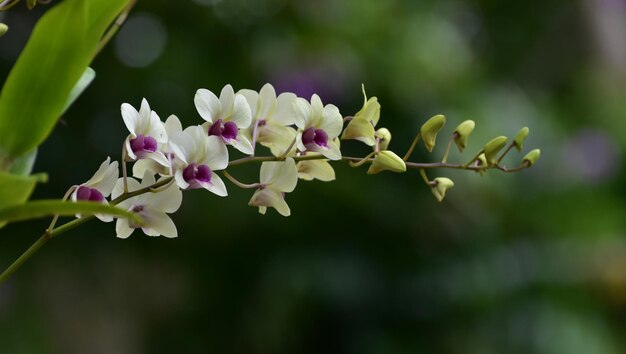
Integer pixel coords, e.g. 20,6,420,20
293,94,343,160
121,98,170,168
112,173,182,239
132,114,183,178
238,83,297,156
194,84,253,155
70,157,119,222
249,157,298,216
170,125,229,196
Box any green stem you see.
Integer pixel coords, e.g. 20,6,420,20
403,132,421,161
348,151,376,168
0,147,527,284
93,0,137,58
222,171,261,189
496,143,515,165
441,137,454,163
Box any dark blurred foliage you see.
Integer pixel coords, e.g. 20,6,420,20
1,0,626,353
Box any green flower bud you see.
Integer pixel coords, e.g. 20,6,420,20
513,127,529,152
342,118,376,146
420,114,446,152
431,177,454,202
0,24,8,37
375,127,392,150
27,0,37,9
341,84,380,146
367,150,406,174
523,148,540,166
476,153,487,176
453,120,475,152
483,136,508,166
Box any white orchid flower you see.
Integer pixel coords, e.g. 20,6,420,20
194,84,254,155
121,98,170,168
112,173,182,239
238,83,297,156
293,94,343,160
132,114,183,178
248,157,298,216
70,157,119,222
170,125,229,196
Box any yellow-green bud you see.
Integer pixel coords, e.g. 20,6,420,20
431,177,454,202
453,120,475,152
341,84,380,146
420,114,446,152
342,118,376,146
27,0,37,9
523,148,540,166
483,136,508,166
476,153,487,176
513,127,529,152
375,127,391,150
0,24,8,37
367,150,406,174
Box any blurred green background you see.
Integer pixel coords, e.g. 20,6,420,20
2,0,626,353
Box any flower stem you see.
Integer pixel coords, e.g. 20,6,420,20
441,136,454,163
0,176,174,285
496,143,515,165
93,0,137,58
403,132,421,161
222,171,261,189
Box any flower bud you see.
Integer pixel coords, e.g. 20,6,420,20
523,148,540,166
367,150,406,174
341,84,380,146
375,127,392,150
341,118,376,145
27,0,37,9
453,120,475,152
0,24,8,37
476,153,487,176
483,136,507,166
420,114,446,152
431,177,454,202
513,127,529,152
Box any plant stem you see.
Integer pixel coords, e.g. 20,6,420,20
403,132,421,161
93,0,137,58
222,171,261,189
0,146,527,284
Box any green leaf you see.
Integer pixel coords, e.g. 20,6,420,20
0,0,129,159
0,172,47,228
8,148,37,176
62,67,96,115
0,200,141,226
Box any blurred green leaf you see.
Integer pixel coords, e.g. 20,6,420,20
0,200,141,226
0,0,129,159
62,67,96,115
0,172,47,228
8,149,37,176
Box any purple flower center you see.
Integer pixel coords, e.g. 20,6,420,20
76,186,104,202
302,127,329,148
208,119,238,140
182,163,212,185
130,134,158,154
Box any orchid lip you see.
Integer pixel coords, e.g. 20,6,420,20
182,163,212,188
130,134,158,155
208,119,238,141
76,186,104,202
302,127,329,149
